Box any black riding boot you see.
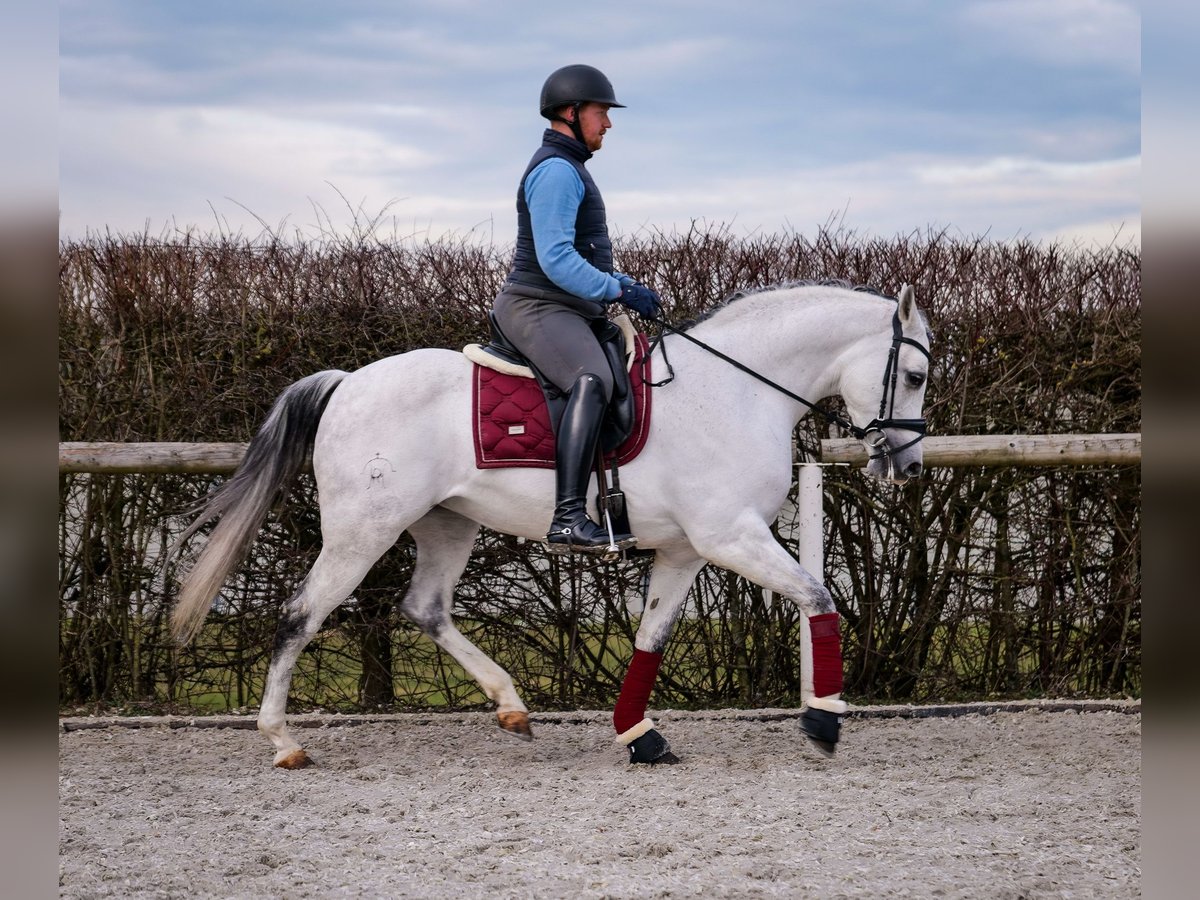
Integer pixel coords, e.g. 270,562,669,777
546,374,636,555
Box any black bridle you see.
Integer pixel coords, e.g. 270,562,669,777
645,304,931,472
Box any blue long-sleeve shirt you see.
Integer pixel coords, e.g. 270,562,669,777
524,158,624,303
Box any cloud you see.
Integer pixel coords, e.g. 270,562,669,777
915,155,1138,187
57,1,1140,251
599,36,733,73
605,152,1140,249
1040,217,1140,249
960,0,1140,73
58,91,1141,250
57,102,472,238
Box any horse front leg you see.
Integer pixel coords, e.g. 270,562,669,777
693,517,847,756
614,547,704,765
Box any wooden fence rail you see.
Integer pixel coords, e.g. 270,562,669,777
819,433,1141,467
58,434,1141,475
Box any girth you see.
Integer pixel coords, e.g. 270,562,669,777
483,312,636,454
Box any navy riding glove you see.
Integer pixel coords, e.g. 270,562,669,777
616,283,662,320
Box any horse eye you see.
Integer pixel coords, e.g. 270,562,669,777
906,371,926,388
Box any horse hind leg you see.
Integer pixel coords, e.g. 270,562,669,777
258,533,401,768
401,507,532,740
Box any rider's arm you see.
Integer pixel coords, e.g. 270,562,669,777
525,158,622,303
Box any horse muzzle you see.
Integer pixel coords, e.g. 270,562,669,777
861,420,926,484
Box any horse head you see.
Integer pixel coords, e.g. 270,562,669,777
838,284,932,485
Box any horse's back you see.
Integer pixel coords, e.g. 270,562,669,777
326,348,470,424
346,345,467,380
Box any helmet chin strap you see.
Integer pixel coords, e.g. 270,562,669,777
551,102,586,145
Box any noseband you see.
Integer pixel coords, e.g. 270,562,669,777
648,303,930,474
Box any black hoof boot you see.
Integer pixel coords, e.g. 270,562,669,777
800,707,842,758
627,729,680,765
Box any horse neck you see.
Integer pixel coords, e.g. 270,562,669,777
682,291,885,418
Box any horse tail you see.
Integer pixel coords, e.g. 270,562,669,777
169,369,348,645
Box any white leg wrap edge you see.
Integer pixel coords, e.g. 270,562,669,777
806,697,849,715
614,717,656,746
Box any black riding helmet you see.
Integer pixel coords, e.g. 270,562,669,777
539,64,625,144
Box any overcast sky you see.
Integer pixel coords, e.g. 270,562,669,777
58,0,1141,249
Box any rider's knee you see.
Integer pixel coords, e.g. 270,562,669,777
572,370,613,403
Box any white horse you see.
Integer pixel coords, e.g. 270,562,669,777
171,282,932,768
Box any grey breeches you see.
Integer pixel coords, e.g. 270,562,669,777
492,286,615,400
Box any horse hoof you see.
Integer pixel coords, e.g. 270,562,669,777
627,728,679,765
799,707,842,758
497,710,534,741
805,737,837,758
274,749,313,769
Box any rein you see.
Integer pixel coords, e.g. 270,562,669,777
644,305,930,468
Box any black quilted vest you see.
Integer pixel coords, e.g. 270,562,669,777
507,129,614,292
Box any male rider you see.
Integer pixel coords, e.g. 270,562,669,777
491,64,663,554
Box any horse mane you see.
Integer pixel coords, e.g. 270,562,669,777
677,279,892,332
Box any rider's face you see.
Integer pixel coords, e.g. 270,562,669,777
573,103,612,152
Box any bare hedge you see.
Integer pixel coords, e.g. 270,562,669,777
58,225,1140,713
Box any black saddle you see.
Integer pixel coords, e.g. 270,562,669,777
483,312,636,454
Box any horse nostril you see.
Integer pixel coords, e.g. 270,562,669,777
904,461,923,479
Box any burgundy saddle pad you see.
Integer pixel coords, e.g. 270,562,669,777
472,333,652,469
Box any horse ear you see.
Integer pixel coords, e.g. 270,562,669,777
898,284,917,323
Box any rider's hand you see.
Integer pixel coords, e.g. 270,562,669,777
616,283,662,320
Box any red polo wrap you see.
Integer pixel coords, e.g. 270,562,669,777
613,649,663,734
810,612,844,697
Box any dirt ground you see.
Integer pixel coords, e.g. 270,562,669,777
59,703,1140,898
